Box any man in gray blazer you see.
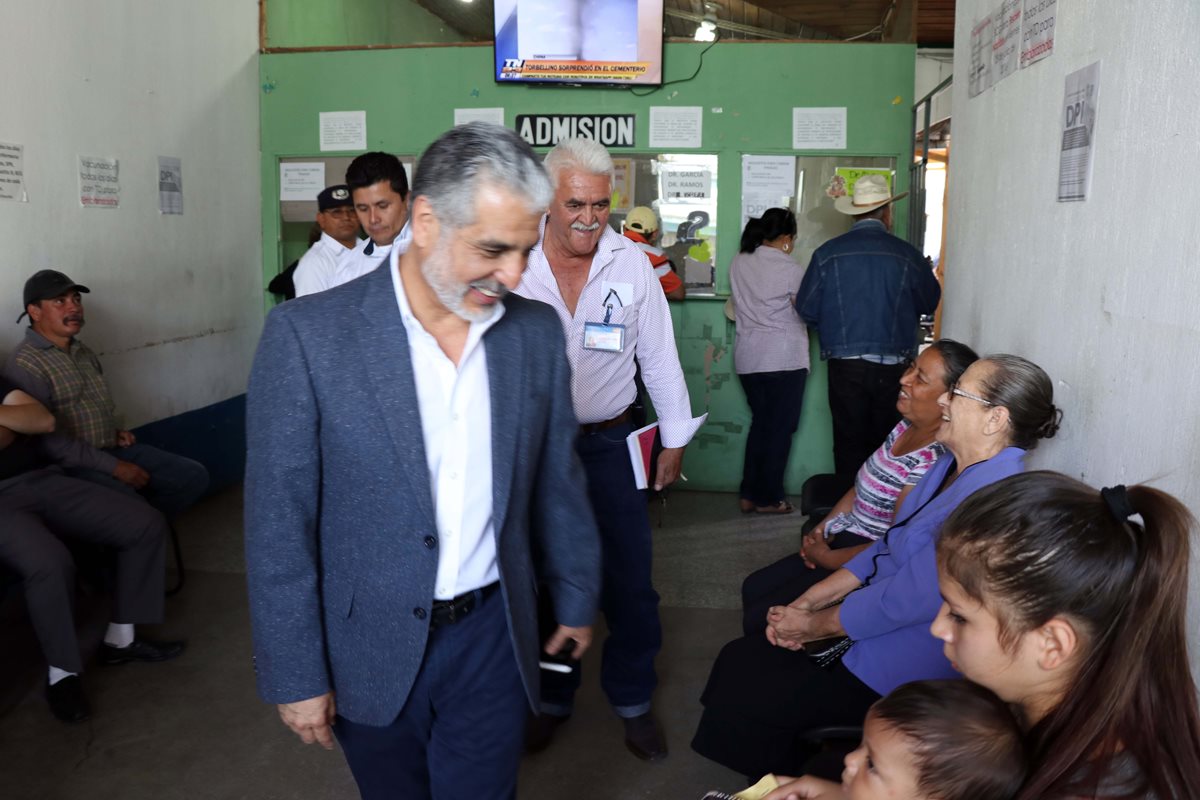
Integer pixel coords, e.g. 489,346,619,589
244,123,601,800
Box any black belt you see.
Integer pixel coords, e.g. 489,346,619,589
430,581,500,629
579,408,632,436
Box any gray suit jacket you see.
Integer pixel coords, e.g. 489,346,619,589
243,265,600,726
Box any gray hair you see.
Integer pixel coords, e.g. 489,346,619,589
411,122,552,230
978,354,1062,449
543,137,615,190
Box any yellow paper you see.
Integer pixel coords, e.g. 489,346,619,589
734,774,781,800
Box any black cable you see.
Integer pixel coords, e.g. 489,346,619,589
629,33,721,97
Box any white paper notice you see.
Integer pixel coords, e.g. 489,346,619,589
968,14,995,97
649,106,703,148
157,156,183,215
79,156,120,209
280,162,326,202
1021,0,1055,68
0,142,26,202
661,168,712,201
792,108,846,150
454,107,505,127
993,0,1022,82
319,111,367,152
741,155,796,231
1058,62,1100,203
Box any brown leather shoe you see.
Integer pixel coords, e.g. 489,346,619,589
623,712,667,761
524,712,569,754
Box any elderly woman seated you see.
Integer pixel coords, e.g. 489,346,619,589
691,354,1062,780
741,340,978,637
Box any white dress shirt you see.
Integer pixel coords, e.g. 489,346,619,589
335,219,413,292
389,248,501,600
293,232,357,297
516,220,703,449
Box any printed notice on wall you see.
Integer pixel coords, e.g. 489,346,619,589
993,0,1022,82
968,14,995,97
319,110,367,152
611,158,635,213
280,162,326,202
741,155,796,231
661,168,712,201
158,156,183,215
79,156,120,208
1021,0,1055,68
0,142,26,202
1058,62,1100,203
454,107,505,127
792,108,846,150
649,106,702,148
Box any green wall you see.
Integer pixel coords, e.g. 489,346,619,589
259,41,916,493
265,0,467,48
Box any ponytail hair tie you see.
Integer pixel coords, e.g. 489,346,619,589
1101,484,1136,523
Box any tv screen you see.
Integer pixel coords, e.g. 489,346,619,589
494,0,664,86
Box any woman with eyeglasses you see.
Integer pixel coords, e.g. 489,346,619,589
691,354,1062,781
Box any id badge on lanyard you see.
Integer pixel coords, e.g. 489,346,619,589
582,287,627,352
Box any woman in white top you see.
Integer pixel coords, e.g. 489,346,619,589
730,208,807,514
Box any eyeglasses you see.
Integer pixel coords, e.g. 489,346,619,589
949,383,994,407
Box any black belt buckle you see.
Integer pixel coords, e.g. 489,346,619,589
430,582,498,630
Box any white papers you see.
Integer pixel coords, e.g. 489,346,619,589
319,110,367,152
661,167,712,201
993,0,1022,82
792,108,846,150
0,142,26,202
1058,62,1100,203
968,14,995,97
741,155,796,231
454,107,505,127
79,156,119,208
157,156,183,215
280,162,326,201
649,106,703,148
1021,0,1056,68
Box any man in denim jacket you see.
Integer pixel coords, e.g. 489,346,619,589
795,175,941,484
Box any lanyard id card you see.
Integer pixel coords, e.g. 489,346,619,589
583,321,625,352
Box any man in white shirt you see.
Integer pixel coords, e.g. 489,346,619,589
336,151,413,289
245,124,600,799
516,137,704,761
293,184,361,297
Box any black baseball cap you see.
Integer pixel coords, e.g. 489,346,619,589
317,184,353,211
18,270,89,323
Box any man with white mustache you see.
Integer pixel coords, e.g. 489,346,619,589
516,137,704,761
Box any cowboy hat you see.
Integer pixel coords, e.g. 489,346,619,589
833,174,908,215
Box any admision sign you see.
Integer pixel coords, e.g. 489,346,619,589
516,115,636,148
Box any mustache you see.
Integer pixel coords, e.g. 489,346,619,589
570,221,601,232
64,314,84,325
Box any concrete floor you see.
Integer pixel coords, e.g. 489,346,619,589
0,486,807,799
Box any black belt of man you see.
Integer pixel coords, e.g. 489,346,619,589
429,581,500,629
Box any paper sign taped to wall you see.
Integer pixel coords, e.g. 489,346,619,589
792,108,846,150
79,156,119,209
319,111,367,152
0,142,27,202
649,106,702,148
280,162,326,202
158,156,183,215
454,107,505,127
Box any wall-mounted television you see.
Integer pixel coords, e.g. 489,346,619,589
494,0,664,87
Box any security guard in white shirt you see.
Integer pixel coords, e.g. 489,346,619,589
293,185,361,297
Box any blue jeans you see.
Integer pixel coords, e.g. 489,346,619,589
69,443,209,518
333,590,526,800
541,421,661,718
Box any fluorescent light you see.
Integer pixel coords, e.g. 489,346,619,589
694,19,717,41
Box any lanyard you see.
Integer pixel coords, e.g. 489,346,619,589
602,288,623,324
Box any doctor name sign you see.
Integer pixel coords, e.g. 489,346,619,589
516,115,636,148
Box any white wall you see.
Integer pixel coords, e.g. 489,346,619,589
0,1,262,425
946,0,1200,669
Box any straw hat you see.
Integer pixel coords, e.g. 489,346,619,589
833,174,908,215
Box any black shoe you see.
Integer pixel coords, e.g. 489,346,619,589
99,638,186,665
524,712,569,754
623,712,667,761
46,676,91,723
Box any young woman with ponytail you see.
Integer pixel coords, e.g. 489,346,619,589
934,471,1200,799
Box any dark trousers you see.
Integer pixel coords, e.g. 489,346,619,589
333,590,526,800
541,421,660,717
691,633,880,779
70,442,209,518
0,469,169,673
826,359,907,484
738,369,808,507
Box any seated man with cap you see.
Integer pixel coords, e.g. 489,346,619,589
4,271,209,520
0,381,184,722
293,184,362,298
622,206,685,301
